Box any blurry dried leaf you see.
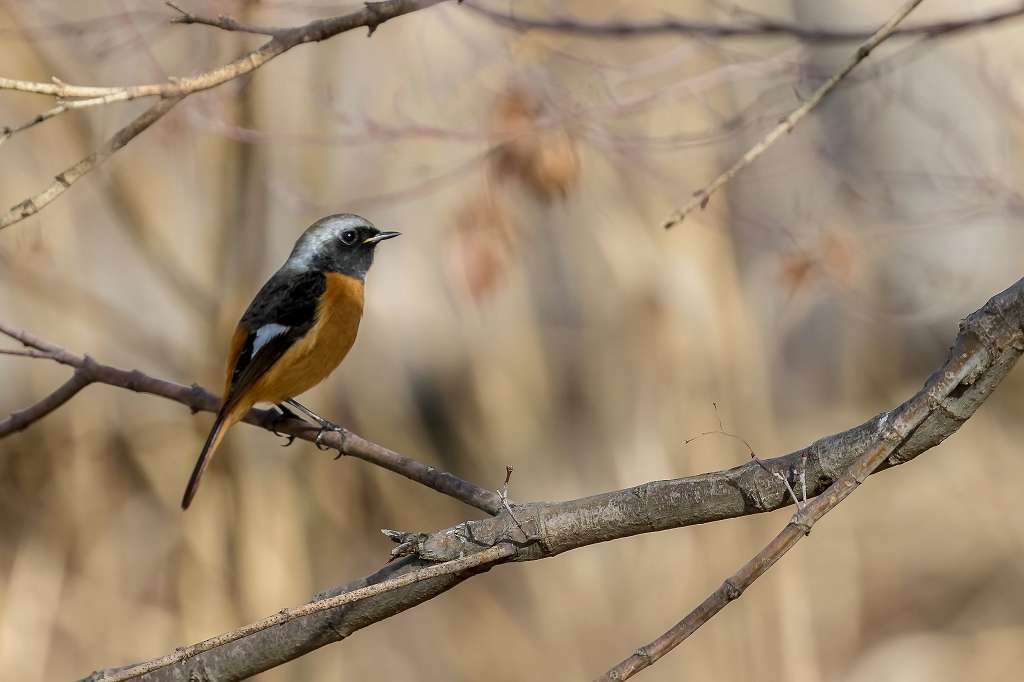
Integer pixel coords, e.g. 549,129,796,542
490,87,580,201
449,87,581,302
821,229,863,289
779,251,818,296
448,190,520,301
777,229,864,295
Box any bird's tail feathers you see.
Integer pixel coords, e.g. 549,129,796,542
181,403,245,510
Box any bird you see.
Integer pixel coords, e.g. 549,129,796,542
181,213,400,509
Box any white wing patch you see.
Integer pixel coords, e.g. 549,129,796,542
253,323,290,355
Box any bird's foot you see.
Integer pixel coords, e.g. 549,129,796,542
314,421,346,458
282,399,347,458
314,420,344,448
271,404,299,446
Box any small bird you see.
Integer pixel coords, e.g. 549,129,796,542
181,214,399,509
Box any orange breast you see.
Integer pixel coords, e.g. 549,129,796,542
247,272,365,404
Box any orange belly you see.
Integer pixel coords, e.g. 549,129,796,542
246,272,364,404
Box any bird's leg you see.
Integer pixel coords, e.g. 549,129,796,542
270,403,300,447
284,399,346,453
276,402,301,421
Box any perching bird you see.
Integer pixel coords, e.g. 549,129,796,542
181,214,399,509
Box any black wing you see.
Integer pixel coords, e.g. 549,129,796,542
224,269,326,408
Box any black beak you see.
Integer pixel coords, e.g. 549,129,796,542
363,230,401,245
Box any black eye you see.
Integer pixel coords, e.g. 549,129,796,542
340,230,358,246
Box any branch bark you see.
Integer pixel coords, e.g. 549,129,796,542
73,276,1023,680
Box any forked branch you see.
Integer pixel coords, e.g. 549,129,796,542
0,0,447,230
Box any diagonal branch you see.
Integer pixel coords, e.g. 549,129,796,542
664,0,926,228
0,371,92,435
0,96,183,229
0,321,503,515
0,0,447,230
88,543,515,681
76,276,1023,681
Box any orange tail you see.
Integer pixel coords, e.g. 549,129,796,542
181,403,246,509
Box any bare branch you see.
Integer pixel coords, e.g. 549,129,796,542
664,0,926,228
0,371,92,435
0,96,183,230
0,321,504,515
76,276,1023,680
0,347,56,359
165,2,287,37
92,543,515,681
0,1,444,103
466,0,1024,43
0,102,69,144
685,405,806,508
0,0,447,230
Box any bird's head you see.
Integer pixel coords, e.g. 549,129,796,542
286,213,400,280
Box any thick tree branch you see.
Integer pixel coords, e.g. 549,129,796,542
75,276,1023,680
88,544,515,681
467,1,1024,43
0,322,503,515
0,0,447,230
664,0,926,228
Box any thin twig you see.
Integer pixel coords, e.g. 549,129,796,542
750,452,803,511
165,1,288,37
92,543,514,681
0,347,55,359
663,0,927,228
684,402,804,509
497,464,528,539
0,321,504,514
0,90,156,146
0,102,67,145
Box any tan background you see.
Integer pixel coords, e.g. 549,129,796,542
1,1,1023,680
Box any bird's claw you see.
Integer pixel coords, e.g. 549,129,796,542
271,404,300,446
314,423,345,455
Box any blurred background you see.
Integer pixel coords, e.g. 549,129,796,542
2,1,1023,680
